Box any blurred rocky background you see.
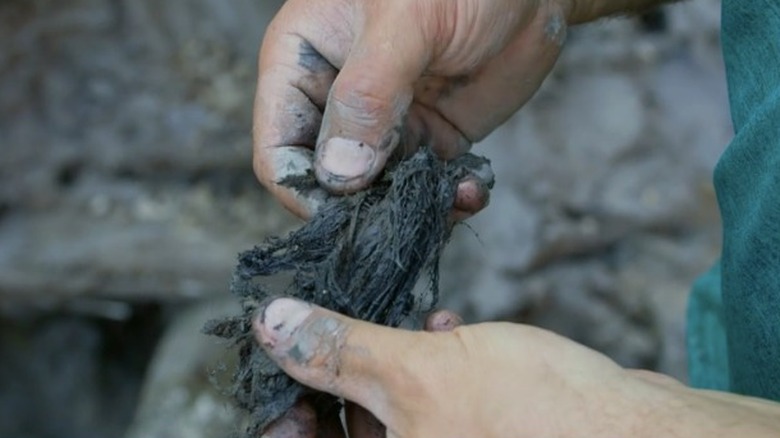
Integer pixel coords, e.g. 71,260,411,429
0,0,729,437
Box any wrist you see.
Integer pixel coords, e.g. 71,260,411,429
623,372,780,437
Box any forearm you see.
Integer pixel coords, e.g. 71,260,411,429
565,0,681,25
631,374,780,437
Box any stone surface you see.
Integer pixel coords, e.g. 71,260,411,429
125,299,242,438
0,0,292,304
0,302,166,438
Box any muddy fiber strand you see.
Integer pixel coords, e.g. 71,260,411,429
204,149,488,436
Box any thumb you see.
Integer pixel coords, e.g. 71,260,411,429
315,8,429,193
254,298,425,417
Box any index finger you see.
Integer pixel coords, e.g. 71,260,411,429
253,5,345,218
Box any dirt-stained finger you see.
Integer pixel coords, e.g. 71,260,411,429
254,73,332,217
311,0,432,195
255,298,431,422
452,178,491,222
253,145,332,219
253,4,343,218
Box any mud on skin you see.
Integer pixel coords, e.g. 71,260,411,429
203,149,492,436
297,40,336,74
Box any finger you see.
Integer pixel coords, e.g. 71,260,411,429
253,6,340,218
261,400,318,438
452,178,491,222
424,309,464,332
314,2,430,194
254,298,429,422
451,153,495,221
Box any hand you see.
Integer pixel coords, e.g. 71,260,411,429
252,0,570,219
257,305,464,438
254,298,780,437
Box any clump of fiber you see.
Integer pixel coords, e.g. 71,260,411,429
203,148,491,436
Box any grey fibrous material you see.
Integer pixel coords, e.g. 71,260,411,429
203,149,492,436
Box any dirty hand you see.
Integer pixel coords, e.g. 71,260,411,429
255,298,780,438
253,298,642,437
257,305,465,438
253,0,569,219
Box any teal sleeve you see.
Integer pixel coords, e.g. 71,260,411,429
692,0,780,400
687,262,730,391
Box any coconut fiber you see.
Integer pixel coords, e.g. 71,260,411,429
203,149,492,436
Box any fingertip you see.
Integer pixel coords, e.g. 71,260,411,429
253,299,363,403
424,310,464,332
254,298,315,354
313,40,414,193
254,145,332,220
454,178,490,216
252,299,411,420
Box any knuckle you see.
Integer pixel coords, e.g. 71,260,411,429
330,80,396,125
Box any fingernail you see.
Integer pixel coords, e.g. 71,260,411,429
318,138,376,180
257,298,313,348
